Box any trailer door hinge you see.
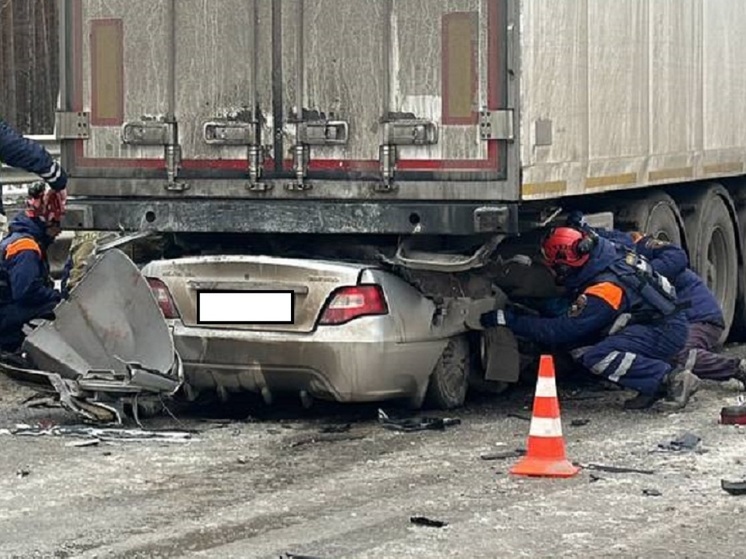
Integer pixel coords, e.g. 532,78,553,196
54,111,90,139
479,109,514,141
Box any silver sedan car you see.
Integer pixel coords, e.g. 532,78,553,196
141,255,481,410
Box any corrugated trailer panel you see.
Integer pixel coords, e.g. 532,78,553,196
520,0,746,201
62,0,517,203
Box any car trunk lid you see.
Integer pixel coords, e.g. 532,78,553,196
142,255,368,333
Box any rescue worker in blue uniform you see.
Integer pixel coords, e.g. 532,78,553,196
592,226,746,389
0,183,65,352
471,226,701,410
0,117,68,218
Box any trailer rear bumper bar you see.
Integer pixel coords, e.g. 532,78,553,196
62,199,519,236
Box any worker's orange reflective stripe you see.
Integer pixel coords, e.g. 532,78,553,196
4,238,41,259
584,282,624,311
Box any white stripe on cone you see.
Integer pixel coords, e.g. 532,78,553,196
534,375,558,398
528,416,563,438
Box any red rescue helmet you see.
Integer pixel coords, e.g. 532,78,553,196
541,226,593,269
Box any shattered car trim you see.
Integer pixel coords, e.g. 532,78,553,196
0,249,184,424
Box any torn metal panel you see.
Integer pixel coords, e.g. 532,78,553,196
23,249,179,382
0,249,183,424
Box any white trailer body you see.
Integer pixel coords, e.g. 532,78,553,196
519,0,746,201
54,0,746,341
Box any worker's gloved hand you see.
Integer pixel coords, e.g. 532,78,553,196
465,290,510,330
479,309,508,329
566,210,586,228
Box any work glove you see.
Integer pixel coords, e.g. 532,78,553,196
464,287,509,330
479,309,508,329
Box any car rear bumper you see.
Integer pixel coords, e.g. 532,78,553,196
170,320,448,403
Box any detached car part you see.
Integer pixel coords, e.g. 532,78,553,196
0,249,183,424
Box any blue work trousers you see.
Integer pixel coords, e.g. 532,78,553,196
0,301,57,351
576,311,688,395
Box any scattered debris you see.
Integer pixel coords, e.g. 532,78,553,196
507,412,532,422
656,432,703,453
288,433,365,448
570,419,591,427
642,488,662,497
16,469,30,478
23,396,59,409
721,479,746,496
589,473,604,483
66,439,99,448
410,516,448,528
319,423,351,434
575,462,655,475
1,424,197,443
480,448,526,461
377,409,461,432
279,553,324,559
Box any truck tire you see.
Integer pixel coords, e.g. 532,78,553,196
618,191,683,245
424,335,470,410
680,186,738,343
731,203,746,342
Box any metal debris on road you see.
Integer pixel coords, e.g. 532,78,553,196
377,409,461,432
721,479,746,496
656,432,703,453
574,462,655,475
480,448,527,461
410,516,448,528
1,424,197,443
642,488,662,497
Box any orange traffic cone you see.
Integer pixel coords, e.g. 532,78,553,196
510,354,579,478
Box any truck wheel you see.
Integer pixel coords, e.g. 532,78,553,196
681,186,738,343
424,336,470,410
731,203,746,342
618,191,683,245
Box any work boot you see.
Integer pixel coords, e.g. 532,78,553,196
623,391,663,410
661,367,701,410
734,359,746,390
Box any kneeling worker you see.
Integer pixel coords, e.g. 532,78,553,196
467,226,701,410
0,184,66,352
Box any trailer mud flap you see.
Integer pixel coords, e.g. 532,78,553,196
483,327,520,383
0,249,183,424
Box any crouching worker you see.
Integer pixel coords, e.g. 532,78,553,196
0,183,66,352
468,226,701,410
596,227,746,388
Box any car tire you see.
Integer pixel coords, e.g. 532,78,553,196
424,336,470,410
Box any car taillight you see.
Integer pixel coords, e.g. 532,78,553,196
318,285,388,325
146,277,180,319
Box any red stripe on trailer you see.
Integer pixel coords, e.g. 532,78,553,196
70,0,504,173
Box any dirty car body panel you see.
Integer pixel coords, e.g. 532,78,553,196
141,256,450,405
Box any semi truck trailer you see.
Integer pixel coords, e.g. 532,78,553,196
51,0,746,406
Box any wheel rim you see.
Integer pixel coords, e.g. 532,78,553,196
707,226,728,306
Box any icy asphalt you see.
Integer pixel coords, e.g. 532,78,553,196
1,352,746,559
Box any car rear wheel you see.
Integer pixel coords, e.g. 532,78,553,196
424,335,470,410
